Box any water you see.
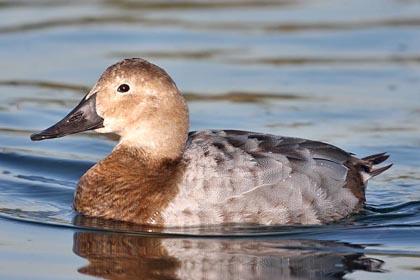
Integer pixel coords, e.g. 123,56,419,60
1,0,420,279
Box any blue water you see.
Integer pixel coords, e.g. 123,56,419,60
1,0,420,279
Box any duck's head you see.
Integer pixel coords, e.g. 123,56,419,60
31,58,190,159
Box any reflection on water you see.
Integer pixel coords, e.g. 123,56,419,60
73,231,384,280
74,232,179,280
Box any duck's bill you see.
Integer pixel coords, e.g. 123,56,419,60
30,93,104,141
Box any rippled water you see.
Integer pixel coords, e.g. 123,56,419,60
1,0,420,279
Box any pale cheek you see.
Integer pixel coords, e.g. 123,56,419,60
95,118,120,134
94,127,113,133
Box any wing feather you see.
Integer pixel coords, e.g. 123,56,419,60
173,130,359,225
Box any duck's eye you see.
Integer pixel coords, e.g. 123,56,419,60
117,84,130,93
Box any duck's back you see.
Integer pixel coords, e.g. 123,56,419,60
162,130,390,226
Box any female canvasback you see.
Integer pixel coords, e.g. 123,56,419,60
31,58,391,226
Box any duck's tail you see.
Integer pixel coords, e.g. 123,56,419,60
361,152,392,179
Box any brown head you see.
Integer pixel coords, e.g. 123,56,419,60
31,58,190,159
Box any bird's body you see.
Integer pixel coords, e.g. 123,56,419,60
31,58,391,226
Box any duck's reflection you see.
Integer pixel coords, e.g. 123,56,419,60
74,232,179,280
73,231,385,280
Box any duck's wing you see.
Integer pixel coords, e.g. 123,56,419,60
179,130,390,225
187,130,390,182
186,129,352,186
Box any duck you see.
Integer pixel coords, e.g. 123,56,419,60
31,58,392,226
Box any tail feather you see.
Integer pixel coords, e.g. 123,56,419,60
369,163,393,177
362,152,390,165
361,152,392,178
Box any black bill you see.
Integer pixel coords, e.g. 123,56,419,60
30,93,104,141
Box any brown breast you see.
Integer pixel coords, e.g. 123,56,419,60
73,145,185,225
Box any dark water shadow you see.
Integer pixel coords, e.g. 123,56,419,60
0,79,310,104
233,55,420,66
73,230,385,280
265,18,420,32
0,80,89,92
110,49,241,61
2,16,420,35
0,0,295,10
104,0,295,10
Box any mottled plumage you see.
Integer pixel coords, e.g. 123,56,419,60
163,130,390,225
31,58,391,226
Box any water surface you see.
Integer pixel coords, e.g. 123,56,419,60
1,0,420,279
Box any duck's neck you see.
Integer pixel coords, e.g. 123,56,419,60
117,95,190,160
118,126,187,160
74,145,185,225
